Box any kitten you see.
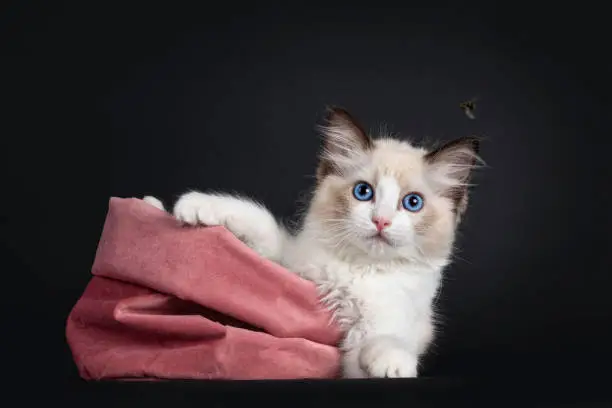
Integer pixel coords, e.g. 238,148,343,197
171,107,482,378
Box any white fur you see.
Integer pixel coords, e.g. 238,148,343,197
143,195,165,211
173,191,285,263
280,174,445,378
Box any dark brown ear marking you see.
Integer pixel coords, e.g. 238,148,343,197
324,106,372,151
316,106,373,182
425,136,482,217
425,136,481,165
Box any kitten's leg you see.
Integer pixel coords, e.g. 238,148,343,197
357,335,419,378
340,347,368,378
173,191,284,262
340,313,431,378
414,317,435,356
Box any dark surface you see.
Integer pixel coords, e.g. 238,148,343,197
32,378,612,407
2,2,611,406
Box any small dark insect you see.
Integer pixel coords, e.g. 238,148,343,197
459,98,478,119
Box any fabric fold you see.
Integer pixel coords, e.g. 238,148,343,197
66,197,342,380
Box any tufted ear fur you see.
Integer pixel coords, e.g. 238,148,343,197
316,107,373,182
424,136,482,219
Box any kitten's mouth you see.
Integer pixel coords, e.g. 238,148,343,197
368,233,392,246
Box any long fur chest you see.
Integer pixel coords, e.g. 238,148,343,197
287,250,440,328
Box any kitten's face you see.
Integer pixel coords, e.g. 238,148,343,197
309,108,481,263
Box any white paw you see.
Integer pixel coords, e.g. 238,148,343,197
359,340,418,378
143,196,165,211
173,192,223,226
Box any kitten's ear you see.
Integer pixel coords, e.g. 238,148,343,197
316,106,373,181
424,136,482,217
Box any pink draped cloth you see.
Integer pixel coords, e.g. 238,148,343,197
66,197,342,380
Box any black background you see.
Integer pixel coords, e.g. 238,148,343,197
2,2,611,406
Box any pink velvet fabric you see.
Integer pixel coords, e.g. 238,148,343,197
66,197,342,381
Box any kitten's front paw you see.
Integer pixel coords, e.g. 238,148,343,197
173,192,223,226
359,339,418,378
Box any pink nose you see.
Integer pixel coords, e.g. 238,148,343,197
372,216,392,231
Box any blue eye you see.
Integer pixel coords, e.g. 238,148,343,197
402,193,424,212
352,182,374,201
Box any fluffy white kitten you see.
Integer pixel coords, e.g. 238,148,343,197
169,107,481,378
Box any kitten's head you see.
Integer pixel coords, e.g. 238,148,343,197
307,107,482,264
